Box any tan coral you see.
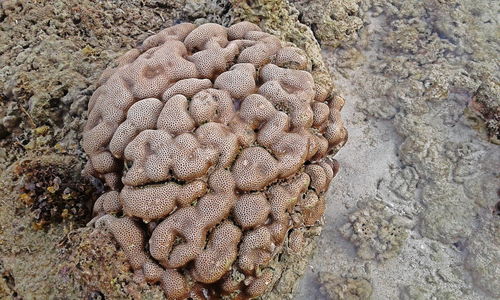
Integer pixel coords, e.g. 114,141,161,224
245,270,274,298
162,78,212,101
97,215,149,271
101,191,121,214
83,22,347,299
274,47,308,70
191,221,242,283
214,63,257,99
109,97,163,159
227,21,262,40
160,269,189,299
288,229,305,252
121,180,206,222
234,193,271,229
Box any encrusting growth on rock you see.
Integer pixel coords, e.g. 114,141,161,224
82,21,347,299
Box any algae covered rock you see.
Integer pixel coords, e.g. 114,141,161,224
340,200,410,261
291,0,364,47
468,78,500,144
12,155,96,228
318,271,372,300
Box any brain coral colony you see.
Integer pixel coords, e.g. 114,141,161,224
82,22,347,299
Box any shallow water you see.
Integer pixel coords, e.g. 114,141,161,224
295,1,499,298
